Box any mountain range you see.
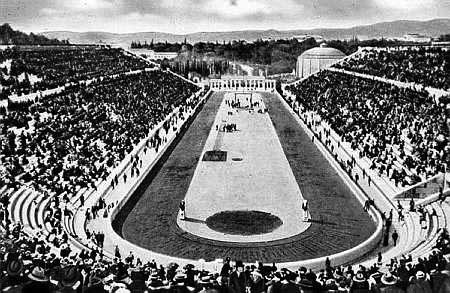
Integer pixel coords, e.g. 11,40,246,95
41,18,450,47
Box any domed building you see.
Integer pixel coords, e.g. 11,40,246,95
296,43,345,78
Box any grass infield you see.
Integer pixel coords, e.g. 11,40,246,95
206,211,283,236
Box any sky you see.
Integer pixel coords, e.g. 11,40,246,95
1,0,449,34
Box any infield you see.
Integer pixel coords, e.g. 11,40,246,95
176,93,310,243
206,211,283,235
113,92,376,262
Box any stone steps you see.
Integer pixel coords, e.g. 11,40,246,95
36,196,52,230
70,187,88,206
359,209,426,267
316,119,402,197
411,202,448,257
21,190,40,230
0,185,8,195
412,204,441,255
9,187,28,223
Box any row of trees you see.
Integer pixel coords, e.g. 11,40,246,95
159,58,231,79
437,34,450,41
131,40,186,52
133,37,441,75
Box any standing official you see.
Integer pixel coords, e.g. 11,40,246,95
302,200,311,222
179,200,186,220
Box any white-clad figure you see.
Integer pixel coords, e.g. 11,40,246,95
179,200,186,220
302,200,310,222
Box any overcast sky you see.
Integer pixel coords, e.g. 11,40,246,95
1,0,449,34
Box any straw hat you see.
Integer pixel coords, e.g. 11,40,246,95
416,271,425,280
28,267,49,282
353,272,366,283
381,273,398,286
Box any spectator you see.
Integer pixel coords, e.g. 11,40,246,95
406,271,432,293
380,272,404,293
229,261,247,293
22,266,55,293
393,231,399,246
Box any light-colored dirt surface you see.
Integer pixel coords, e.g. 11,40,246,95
177,93,311,242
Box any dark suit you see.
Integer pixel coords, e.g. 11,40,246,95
229,271,247,293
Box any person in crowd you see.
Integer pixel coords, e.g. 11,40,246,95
392,231,399,246
22,266,55,293
406,271,432,293
229,261,247,293
379,272,405,293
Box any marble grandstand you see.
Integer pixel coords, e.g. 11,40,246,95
0,44,449,293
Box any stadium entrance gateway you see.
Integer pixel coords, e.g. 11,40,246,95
209,76,276,92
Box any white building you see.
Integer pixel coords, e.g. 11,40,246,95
292,35,324,42
209,76,276,92
147,50,178,60
130,49,178,60
403,33,432,43
296,43,345,78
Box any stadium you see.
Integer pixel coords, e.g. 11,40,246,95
0,2,450,292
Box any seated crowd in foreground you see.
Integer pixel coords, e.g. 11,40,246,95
0,46,151,99
286,71,449,187
0,70,199,201
0,221,449,292
333,47,450,91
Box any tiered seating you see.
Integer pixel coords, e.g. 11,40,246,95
293,106,439,271
410,202,444,256
1,181,449,292
0,62,202,286
1,44,449,292
304,112,405,196
0,46,152,98
334,47,450,91
286,70,448,190
0,70,199,203
280,61,450,290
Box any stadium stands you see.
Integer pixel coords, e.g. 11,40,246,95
1,177,450,292
0,46,152,99
0,43,449,293
0,70,198,198
285,71,449,188
333,47,450,91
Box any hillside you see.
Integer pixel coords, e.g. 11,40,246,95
0,23,66,45
41,18,450,47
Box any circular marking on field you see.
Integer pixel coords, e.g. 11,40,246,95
206,210,283,235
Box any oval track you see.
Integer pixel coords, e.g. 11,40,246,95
113,92,376,262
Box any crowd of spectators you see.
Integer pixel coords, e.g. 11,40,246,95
333,47,450,91
0,221,449,292
0,44,449,292
0,46,151,99
286,71,449,187
0,69,199,203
